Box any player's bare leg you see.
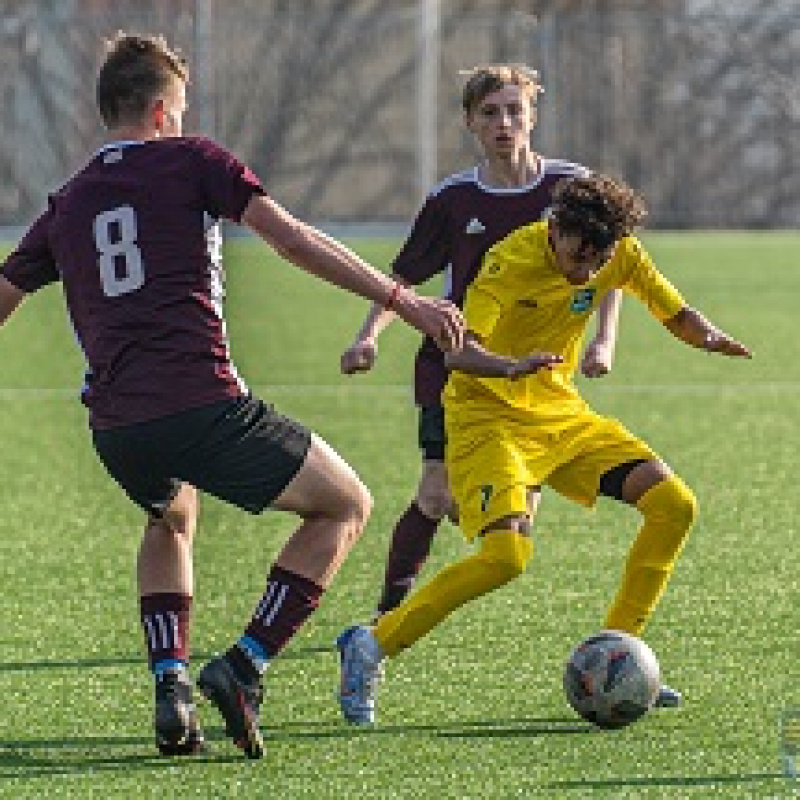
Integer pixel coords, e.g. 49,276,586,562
137,484,205,755
270,434,373,585
198,434,372,757
138,482,197,595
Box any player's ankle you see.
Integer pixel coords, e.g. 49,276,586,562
224,642,262,686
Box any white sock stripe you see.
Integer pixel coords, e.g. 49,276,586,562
154,613,170,650
261,584,289,627
166,610,181,650
256,582,278,620
257,581,278,617
143,616,157,651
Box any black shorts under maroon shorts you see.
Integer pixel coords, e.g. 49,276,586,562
418,404,446,461
92,395,312,517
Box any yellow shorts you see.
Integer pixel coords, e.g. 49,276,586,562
446,408,656,540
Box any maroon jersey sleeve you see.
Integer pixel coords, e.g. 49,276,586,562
391,192,451,285
2,207,59,293
187,136,265,223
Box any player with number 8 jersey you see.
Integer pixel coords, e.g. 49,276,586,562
0,31,465,759
8,136,259,428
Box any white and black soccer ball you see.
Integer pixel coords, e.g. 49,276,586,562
563,630,660,730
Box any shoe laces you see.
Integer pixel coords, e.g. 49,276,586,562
247,683,264,710
157,671,182,695
352,641,383,701
235,674,263,712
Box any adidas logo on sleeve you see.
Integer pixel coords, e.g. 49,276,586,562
465,217,486,234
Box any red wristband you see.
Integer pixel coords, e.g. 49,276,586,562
384,281,402,310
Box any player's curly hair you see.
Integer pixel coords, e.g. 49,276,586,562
96,32,188,128
551,174,647,250
460,64,543,115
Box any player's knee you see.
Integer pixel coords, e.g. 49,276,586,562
159,483,198,540
144,515,191,554
359,483,374,527
639,476,697,529
659,476,697,531
478,530,534,583
673,481,697,531
324,480,372,557
637,477,697,567
346,479,373,536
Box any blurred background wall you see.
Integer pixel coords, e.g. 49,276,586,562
0,0,797,229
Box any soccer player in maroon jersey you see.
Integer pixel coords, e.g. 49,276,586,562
0,32,464,759
340,65,622,619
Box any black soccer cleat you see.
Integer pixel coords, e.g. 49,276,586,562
154,668,206,756
197,655,265,759
654,683,682,708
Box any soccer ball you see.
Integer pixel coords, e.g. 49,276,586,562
563,630,660,730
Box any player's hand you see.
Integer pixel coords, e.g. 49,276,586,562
580,340,614,378
341,341,378,374
507,352,563,379
397,292,465,354
704,331,752,358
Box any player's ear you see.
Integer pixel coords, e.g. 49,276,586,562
152,97,165,132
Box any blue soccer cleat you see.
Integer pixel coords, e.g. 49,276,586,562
654,683,682,708
336,625,384,725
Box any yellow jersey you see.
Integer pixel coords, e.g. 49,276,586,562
444,220,685,423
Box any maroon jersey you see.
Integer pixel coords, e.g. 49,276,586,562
393,159,588,406
1,136,264,429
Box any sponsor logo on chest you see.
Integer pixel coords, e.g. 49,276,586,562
570,287,596,313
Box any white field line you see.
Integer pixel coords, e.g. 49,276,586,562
259,382,799,395
0,382,798,397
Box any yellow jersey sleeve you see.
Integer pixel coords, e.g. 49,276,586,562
619,237,685,322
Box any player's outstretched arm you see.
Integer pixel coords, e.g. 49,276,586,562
663,305,751,357
340,288,405,375
445,332,562,378
241,194,464,353
0,276,24,328
581,288,623,378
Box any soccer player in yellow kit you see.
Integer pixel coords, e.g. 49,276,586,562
336,173,751,725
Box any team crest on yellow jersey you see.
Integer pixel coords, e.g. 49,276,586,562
571,287,596,313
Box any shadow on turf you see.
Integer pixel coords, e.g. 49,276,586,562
0,716,593,779
0,734,244,779
0,645,331,672
253,717,593,740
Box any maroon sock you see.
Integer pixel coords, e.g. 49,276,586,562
377,503,440,614
140,593,192,670
243,566,323,658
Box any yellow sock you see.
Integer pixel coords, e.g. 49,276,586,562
604,475,697,635
374,530,533,658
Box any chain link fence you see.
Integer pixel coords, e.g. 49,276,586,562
1,0,798,229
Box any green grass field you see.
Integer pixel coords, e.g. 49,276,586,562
0,232,797,798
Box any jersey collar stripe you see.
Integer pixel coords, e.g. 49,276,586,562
92,140,147,158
